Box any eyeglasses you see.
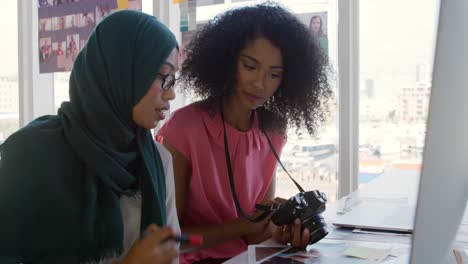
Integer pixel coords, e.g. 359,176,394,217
157,73,177,91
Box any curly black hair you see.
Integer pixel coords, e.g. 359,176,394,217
181,1,332,136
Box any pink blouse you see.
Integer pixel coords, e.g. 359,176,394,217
157,102,286,263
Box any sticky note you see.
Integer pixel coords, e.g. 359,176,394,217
344,245,391,262
390,247,410,257
117,0,129,10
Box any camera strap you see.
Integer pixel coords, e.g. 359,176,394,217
259,122,305,194
220,102,305,222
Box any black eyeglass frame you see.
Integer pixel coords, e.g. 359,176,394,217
157,73,177,91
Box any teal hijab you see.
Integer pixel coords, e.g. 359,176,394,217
0,10,177,261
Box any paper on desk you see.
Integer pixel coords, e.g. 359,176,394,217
390,247,410,257
381,254,410,264
352,228,412,237
343,245,391,262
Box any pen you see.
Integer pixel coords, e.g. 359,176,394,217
168,234,203,247
141,228,203,247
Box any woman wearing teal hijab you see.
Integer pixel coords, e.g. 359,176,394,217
0,10,180,264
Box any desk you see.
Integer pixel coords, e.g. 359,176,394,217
224,169,468,263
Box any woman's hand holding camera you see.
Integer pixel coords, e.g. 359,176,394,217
271,197,310,249
239,197,313,248
272,218,310,249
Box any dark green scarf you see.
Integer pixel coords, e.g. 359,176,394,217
0,10,177,262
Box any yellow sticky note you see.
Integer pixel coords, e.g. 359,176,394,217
173,0,187,3
117,0,129,10
343,245,390,262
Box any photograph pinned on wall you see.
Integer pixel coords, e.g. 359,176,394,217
51,17,58,31
39,37,52,64
59,16,66,30
297,12,329,57
80,12,95,27
96,4,111,23
39,18,52,32
52,41,66,56
38,0,142,73
57,51,68,70
74,14,82,28
65,14,79,29
66,34,79,62
52,16,66,31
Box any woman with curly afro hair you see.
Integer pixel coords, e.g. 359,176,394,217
157,2,332,263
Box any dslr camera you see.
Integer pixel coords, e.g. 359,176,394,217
271,190,328,244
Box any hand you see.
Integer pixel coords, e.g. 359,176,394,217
271,197,309,248
272,218,310,249
121,224,178,264
238,208,273,236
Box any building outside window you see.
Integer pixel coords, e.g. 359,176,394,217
358,0,438,186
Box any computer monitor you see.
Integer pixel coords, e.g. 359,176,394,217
410,0,468,263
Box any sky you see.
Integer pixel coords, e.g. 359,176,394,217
359,0,439,98
0,1,18,76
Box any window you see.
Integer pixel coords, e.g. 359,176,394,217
176,0,339,204
0,2,19,143
276,0,338,205
358,0,438,187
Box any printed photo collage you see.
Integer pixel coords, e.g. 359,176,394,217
38,0,141,73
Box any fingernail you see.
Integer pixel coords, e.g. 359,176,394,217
141,230,149,239
294,219,301,225
164,241,177,248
